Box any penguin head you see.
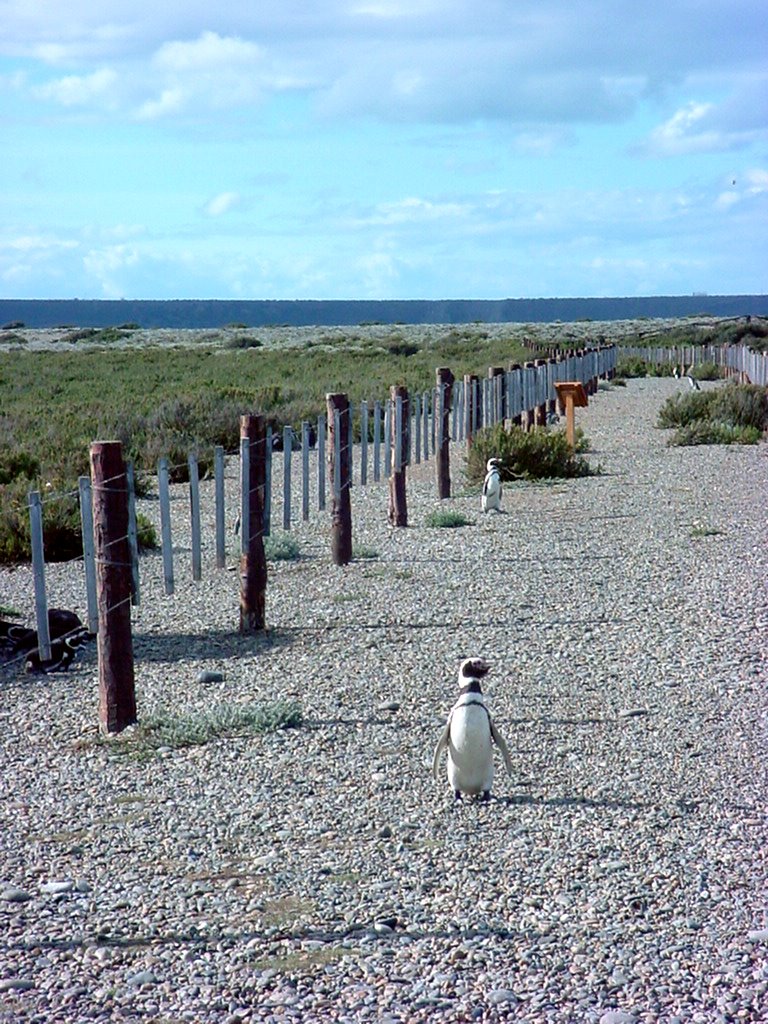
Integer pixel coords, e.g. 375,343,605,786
458,657,490,685
486,458,501,473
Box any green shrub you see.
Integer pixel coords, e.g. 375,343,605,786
424,510,473,528
615,355,648,379
352,544,379,559
657,391,714,429
264,534,300,561
117,700,303,751
658,383,768,435
466,423,594,484
136,513,158,551
689,361,722,381
670,422,761,446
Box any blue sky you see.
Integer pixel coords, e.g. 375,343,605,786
2,1,767,300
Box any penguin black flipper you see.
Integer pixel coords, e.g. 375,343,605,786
432,717,452,779
489,717,514,776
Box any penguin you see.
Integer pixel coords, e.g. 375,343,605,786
686,373,701,391
25,635,82,674
432,657,514,801
481,458,503,513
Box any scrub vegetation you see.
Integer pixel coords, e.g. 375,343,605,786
657,383,768,446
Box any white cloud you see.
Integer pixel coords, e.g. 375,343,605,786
153,31,264,72
33,67,118,107
204,192,242,217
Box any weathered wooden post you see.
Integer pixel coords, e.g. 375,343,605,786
533,359,548,427
508,363,522,427
239,415,267,633
436,367,454,499
463,373,478,445
488,367,504,425
388,384,409,527
327,393,352,565
90,440,136,734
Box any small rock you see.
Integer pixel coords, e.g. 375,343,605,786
619,708,650,719
377,825,393,839
377,701,401,712
74,879,93,894
196,670,224,684
373,922,393,935
1,887,32,903
748,929,768,942
127,970,157,986
600,1012,636,1024
487,989,517,1005
40,880,74,895
0,978,35,992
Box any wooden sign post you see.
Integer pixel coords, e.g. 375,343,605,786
554,381,588,448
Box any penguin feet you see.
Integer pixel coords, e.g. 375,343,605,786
454,789,463,802
481,790,491,803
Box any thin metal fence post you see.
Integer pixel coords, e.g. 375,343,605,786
188,453,202,582
283,425,292,531
360,401,369,485
317,414,326,511
384,402,392,479
264,429,273,535
373,401,382,482
302,421,310,521
158,457,175,595
125,460,141,603
78,476,98,634
28,490,51,662
214,445,226,569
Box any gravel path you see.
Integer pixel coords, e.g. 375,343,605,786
1,377,767,1024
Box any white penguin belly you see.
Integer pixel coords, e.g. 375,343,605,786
447,707,494,794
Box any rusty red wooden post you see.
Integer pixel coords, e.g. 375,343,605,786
435,367,454,499
388,384,409,527
90,440,136,734
327,393,352,564
239,414,268,632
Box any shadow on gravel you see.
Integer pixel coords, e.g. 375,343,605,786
132,627,295,663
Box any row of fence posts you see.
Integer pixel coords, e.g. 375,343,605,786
22,346,616,734
619,343,768,386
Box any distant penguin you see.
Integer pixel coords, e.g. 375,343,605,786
686,373,701,391
672,366,680,380
481,458,502,513
432,657,514,801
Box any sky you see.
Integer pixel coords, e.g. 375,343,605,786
2,1,767,301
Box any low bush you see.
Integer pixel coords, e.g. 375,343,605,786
615,355,648,379
110,700,303,752
264,534,301,561
671,422,761,446
690,361,722,381
658,383,768,445
466,423,594,484
424,510,473,528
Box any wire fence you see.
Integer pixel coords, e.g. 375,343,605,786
5,345,618,676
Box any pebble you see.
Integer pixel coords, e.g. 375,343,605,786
1,374,766,1024
196,670,225,684
0,887,32,903
0,978,35,992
